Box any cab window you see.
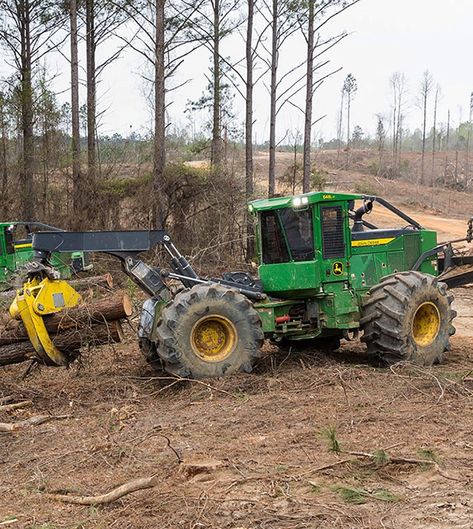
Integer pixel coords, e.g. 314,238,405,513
278,208,314,261
4,227,14,254
13,224,31,244
260,208,314,264
261,211,289,264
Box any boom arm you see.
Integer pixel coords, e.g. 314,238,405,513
31,230,199,298
31,230,263,300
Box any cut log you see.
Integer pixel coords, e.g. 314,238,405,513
0,341,35,365
0,321,124,366
0,400,32,412
0,274,115,310
45,291,132,331
0,291,132,345
69,273,114,292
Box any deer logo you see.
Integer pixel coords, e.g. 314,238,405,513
332,262,344,276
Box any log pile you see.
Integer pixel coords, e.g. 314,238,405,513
0,275,132,367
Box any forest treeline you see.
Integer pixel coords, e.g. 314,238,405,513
0,0,360,260
0,0,472,264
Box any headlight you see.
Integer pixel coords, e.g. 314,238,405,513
292,196,309,208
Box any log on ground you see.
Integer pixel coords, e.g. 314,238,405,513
0,291,132,345
0,321,124,366
45,475,159,505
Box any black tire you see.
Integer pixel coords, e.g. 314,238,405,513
153,284,264,378
360,271,456,366
139,337,160,368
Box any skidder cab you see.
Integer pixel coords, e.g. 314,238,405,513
10,192,473,378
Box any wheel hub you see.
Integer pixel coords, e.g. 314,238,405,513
191,315,237,362
412,301,441,347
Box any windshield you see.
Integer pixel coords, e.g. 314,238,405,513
260,208,314,264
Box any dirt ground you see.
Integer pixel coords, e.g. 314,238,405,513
3,158,473,528
1,286,473,529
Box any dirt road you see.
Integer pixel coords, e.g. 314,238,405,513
370,206,468,241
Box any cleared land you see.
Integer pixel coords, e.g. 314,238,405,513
2,155,473,529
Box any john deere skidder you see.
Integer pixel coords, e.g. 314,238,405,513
0,222,90,290
10,192,473,377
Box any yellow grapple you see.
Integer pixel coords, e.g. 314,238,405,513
10,277,82,366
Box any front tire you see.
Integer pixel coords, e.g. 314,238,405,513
360,271,456,366
154,284,263,378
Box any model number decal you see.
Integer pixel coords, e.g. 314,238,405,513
351,237,395,247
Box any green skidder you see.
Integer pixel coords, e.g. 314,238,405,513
0,222,90,290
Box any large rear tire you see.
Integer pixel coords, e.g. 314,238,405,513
153,284,263,378
360,271,456,366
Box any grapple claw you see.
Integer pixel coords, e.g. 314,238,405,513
10,278,81,366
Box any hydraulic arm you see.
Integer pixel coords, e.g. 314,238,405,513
31,230,263,299
32,230,188,297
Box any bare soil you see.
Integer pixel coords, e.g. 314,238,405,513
2,328,473,529
3,154,473,528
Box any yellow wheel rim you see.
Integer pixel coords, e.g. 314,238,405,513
412,302,441,347
191,315,237,362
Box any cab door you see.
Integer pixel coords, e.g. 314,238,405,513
316,202,350,284
257,206,321,297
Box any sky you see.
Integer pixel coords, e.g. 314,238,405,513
2,0,473,143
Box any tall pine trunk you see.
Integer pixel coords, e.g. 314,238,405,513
86,0,96,216
245,0,254,259
392,90,397,165
336,91,343,162
268,0,278,197
20,0,35,220
396,103,402,171
420,90,427,185
431,87,439,188
70,0,83,229
444,109,450,181
0,96,7,215
153,0,166,228
302,0,314,193
211,0,223,166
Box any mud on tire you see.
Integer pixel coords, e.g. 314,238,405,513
360,271,456,366
153,284,264,378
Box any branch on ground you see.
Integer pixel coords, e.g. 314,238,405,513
44,475,159,505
